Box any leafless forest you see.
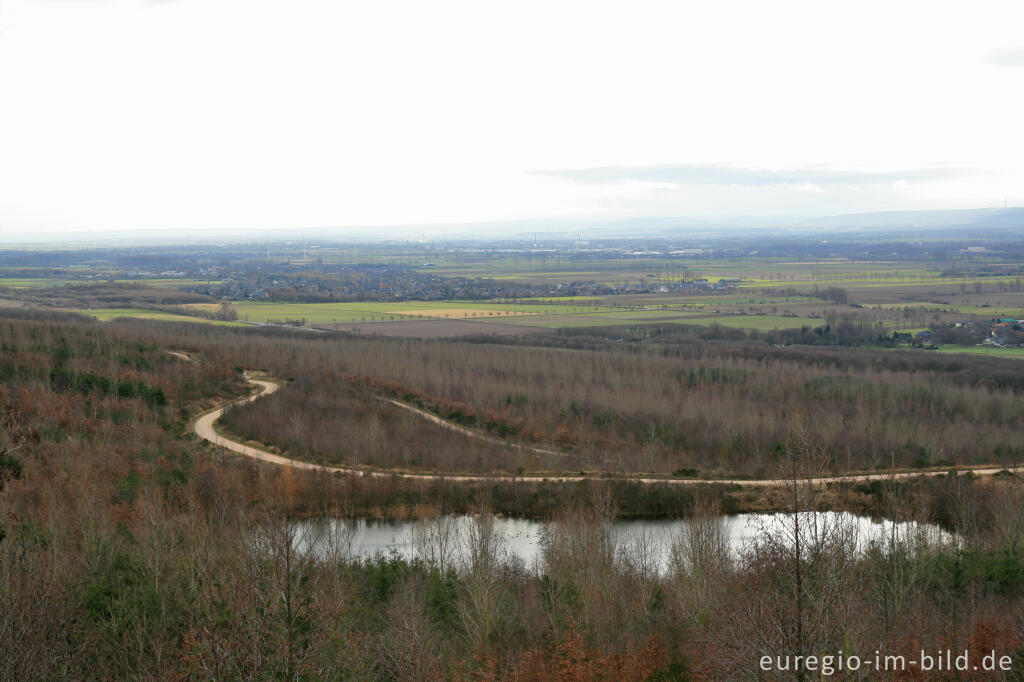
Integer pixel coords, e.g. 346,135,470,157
1,314,1024,679
219,327,1024,476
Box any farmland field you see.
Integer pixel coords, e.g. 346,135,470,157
143,292,1022,336
932,345,1024,358
5,250,1022,338
208,300,830,333
0,278,90,288
672,314,811,330
216,300,625,324
70,307,247,326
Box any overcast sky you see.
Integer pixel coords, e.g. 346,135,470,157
1,0,1022,235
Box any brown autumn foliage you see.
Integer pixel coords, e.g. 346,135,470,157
1,314,1024,679
206,320,1024,476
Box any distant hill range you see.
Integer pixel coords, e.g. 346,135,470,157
7,207,1023,245
502,207,1024,240
794,207,1024,231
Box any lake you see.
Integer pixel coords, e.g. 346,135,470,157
293,512,952,572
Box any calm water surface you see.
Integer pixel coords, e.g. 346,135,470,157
293,512,951,570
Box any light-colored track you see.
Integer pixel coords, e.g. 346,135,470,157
195,375,1015,486
378,397,566,458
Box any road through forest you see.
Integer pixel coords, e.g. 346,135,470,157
194,374,1015,487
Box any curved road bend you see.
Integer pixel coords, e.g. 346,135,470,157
195,375,1016,486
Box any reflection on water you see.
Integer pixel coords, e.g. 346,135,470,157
293,512,953,571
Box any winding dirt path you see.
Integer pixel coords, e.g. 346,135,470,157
195,374,1017,486
377,397,566,458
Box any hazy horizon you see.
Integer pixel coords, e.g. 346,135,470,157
2,205,1023,247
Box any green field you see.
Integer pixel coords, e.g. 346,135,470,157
932,345,1024,358
183,293,1021,332
13,250,1015,337
744,275,1024,290
220,300,623,324
58,299,846,332
0,278,90,288
73,308,247,326
881,345,1024,360
166,300,833,332
508,311,806,330
415,256,960,287
873,302,1024,317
